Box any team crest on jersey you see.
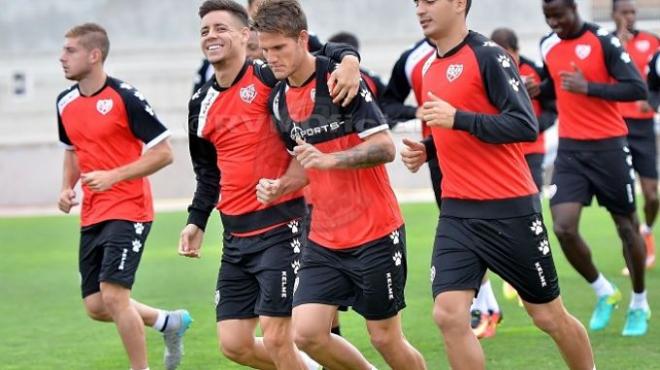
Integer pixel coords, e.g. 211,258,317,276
635,40,651,53
575,44,591,60
96,99,113,115
446,64,463,82
239,84,257,104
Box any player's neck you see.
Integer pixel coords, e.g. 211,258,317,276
78,68,107,97
287,53,315,87
213,54,246,88
432,23,469,57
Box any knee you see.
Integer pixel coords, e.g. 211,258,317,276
615,218,639,245
263,328,291,352
530,310,561,334
219,337,252,364
369,328,400,352
552,221,578,241
99,287,128,313
433,303,467,334
83,299,110,321
293,326,327,353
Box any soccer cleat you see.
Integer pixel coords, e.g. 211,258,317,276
470,309,489,339
622,307,651,336
589,287,622,331
502,282,519,301
163,309,193,370
481,310,503,339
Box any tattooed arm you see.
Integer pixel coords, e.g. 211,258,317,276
293,131,395,170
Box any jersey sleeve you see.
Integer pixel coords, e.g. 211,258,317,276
649,52,660,110
56,103,74,151
315,42,361,63
253,60,279,88
453,47,538,144
344,80,389,139
118,85,171,149
186,97,220,231
380,52,418,124
587,31,647,102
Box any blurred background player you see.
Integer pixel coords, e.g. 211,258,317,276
612,0,660,274
541,0,650,336
56,22,191,370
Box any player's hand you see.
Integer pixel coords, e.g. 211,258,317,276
328,55,360,107
293,138,336,169
58,188,79,213
401,138,427,173
415,106,424,120
80,170,119,192
559,62,588,95
178,224,204,258
256,178,283,204
523,76,541,98
638,100,653,113
421,92,456,128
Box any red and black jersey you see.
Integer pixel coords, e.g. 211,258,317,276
618,30,659,119
380,38,435,135
187,43,359,242
270,56,403,250
519,56,557,155
57,76,170,227
187,60,305,238
422,31,539,219
540,23,647,145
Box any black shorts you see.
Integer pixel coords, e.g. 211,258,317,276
79,220,151,298
550,147,636,215
293,226,407,321
215,223,302,321
626,118,658,179
431,214,559,304
525,153,545,191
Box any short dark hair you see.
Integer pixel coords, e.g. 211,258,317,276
490,28,519,52
252,0,308,38
328,32,360,51
465,0,472,16
198,0,249,27
543,0,576,6
65,23,110,61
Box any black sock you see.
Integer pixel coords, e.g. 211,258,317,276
331,325,341,336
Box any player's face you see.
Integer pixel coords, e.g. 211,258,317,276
415,0,462,40
246,30,264,61
542,0,579,39
59,37,93,81
200,11,249,65
259,31,307,80
613,1,636,33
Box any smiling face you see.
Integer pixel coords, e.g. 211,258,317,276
542,0,580,39
200,10,249,65
415,0,463,40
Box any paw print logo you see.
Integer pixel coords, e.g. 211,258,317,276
390,230,400,245
509,78,520,92
393,251,403,267
133,222,145,235
497,54,511,68
288,220,300,234
132,239,142,253
290,238,301,254
430,265,436,283
530,219,544,236
214,290,220,306
291,259,301,274
538,239,550,256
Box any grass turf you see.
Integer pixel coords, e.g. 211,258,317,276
1,202,658,369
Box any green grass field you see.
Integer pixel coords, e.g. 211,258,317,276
1,202,659,369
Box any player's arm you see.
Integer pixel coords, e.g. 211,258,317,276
427,51,538,144
380,52,419,125
56,101,80,213
538,97,557,133
317,41,362,107
80,88,173,192
256,158,308,204
581,33,647,101
648,52,660,111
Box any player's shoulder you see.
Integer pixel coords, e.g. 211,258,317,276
466,32,514,66
106,77,149,104
56,84,80,113
251,59,278,88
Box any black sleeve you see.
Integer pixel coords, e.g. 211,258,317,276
186,98,220,231
308,33,324,53
118,85,170,148
537,98,557,133
422,136,437,162
587,32,647,101
253,60,279,88
649,52,660,110
453,48,538,144
56,104,73,150
193,60,212,94
343,80,389,138
316,42,360,63
380,52,418,124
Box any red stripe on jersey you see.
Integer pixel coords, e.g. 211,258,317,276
285,79,403,249
200,66,303,222
543,31,628,140
620,31,659,119
59,86,153,226
423,47,537,201
519,62,545,155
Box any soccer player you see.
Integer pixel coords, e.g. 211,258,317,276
56,23,191,370
541,0,650,335
178,1,362,369
612,0,660,273
407,0,594,368
253,1,427,369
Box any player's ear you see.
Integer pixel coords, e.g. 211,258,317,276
240,26,250,43
298,30,309,49
89,48,103,64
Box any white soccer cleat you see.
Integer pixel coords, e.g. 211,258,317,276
163,309,193,370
